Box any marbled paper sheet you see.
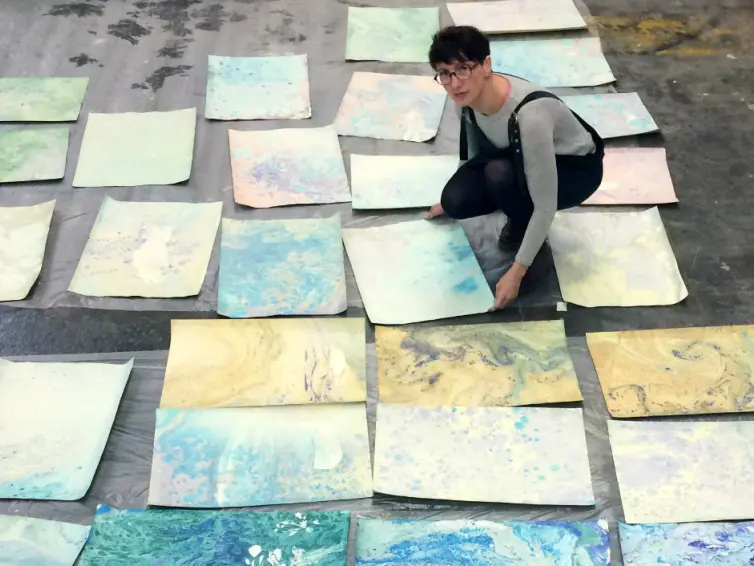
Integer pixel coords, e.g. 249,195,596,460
0,201,55,301
350,154,458,210
0,515,89,566
376,320,582,407
548,208,688,307
608,420,754,523
346,7,439,63
584,148,677,205
149,404,373,507
218,216,346,317
79,506,349,566
229,125,350,208
334,72,447,142
206,54,311,120
588,325,754,417
0,127,69,183
373,404,595,505
161,318,366,408
72,108,196,187
0,78,88,121
343,220,492,324
356,518,610,565
0,359,133,499
490,38,615,87
447,0,586,34
563,92,659,138
69,198,221,298
619,521,754,566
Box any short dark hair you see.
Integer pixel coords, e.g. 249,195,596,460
428,26,490,69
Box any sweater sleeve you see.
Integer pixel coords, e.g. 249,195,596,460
514,106,558,267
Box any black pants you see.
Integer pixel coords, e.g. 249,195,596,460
441,153,603,239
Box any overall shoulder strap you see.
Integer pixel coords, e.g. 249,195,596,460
510,91,605,155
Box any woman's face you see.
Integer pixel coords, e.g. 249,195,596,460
434,56,491,106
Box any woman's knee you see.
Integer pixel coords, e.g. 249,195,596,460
483,159,515,187
440,184,467,219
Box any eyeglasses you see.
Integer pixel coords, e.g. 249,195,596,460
434,63,477,86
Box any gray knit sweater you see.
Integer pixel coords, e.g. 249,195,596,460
465,74,595,266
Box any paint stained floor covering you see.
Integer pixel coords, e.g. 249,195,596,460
1,0,754,563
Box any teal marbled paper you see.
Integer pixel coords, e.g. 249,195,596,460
78,506,350,566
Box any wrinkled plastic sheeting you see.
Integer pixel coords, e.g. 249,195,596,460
0,0,625,315
0,337,628,564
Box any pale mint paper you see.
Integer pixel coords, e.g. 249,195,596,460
0,515,90,566
69,198,222,298
72,108,196,187
0,78,88,122
0,359,133,500
0,201,55,301
490,38,615,87
342,220,493,324
447,0,587,34
373,404,595,505
562,93,659,138
206,54,311,120
350,154,458,210
0,127,69,183
335,72,447,142
346,7,439,63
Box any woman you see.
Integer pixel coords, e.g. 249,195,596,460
425,25,604,310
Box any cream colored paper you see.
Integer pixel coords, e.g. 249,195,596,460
69,198,221,298
447,0,586,34
548,208,688,307
161,318,366,408
376,320,582,407
609,420,754,523
588,325,754,417
0,201,55,301
374,404,595,505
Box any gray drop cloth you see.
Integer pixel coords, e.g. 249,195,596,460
0,338,631,564
0,0,635,314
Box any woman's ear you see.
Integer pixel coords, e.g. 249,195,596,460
483,55,493,76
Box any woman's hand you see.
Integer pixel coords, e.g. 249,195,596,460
490,263,528,311
425,203,445,219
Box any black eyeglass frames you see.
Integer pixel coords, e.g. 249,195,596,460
433,63,478,86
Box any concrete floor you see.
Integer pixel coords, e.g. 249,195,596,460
0,0,753,355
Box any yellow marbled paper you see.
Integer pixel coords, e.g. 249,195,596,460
588,325,754,417
376,320,582,407
160,318,366,408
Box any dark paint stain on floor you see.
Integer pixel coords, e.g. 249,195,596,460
157,38,191,58
132,64,192,91
108,18,152,44
68,53,99,66
47,2,105,18
191,4,228,31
